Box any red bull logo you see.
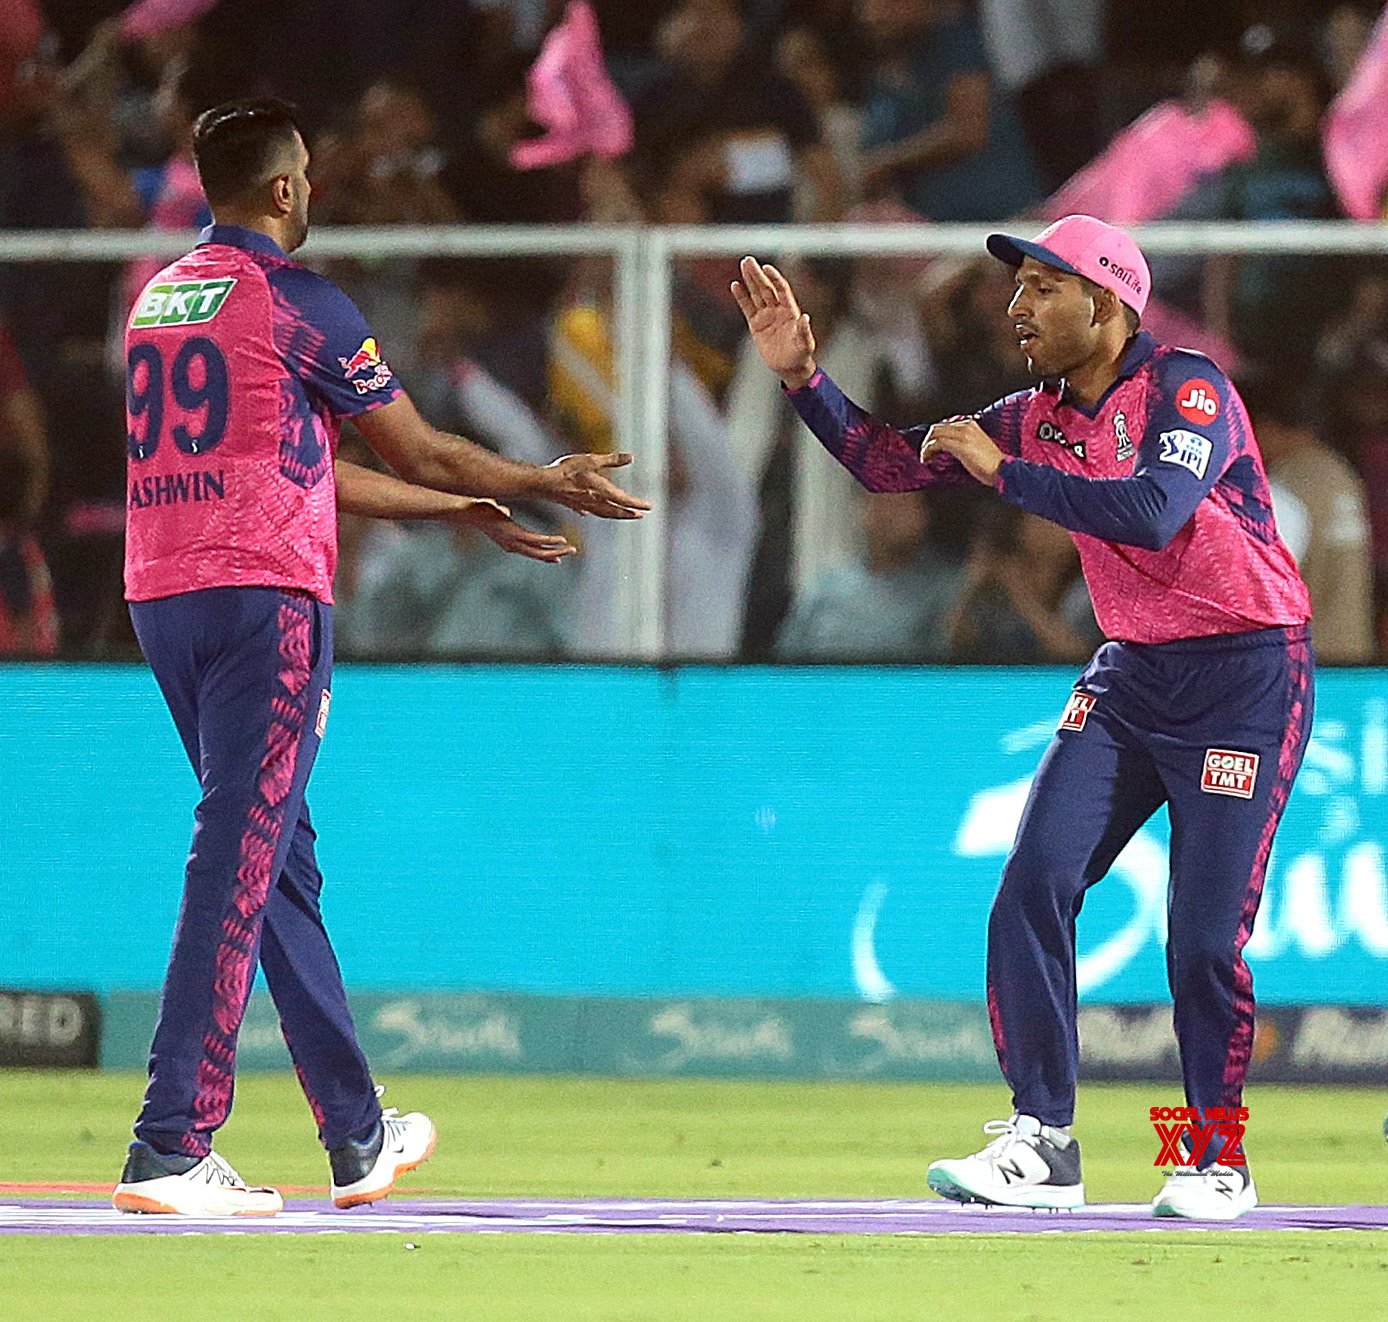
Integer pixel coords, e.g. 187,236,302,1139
339,337,383,377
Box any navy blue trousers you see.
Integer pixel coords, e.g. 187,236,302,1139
987,626,1314,1128
129,587,380,1157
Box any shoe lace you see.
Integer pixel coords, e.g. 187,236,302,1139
201,1152,245,1188
976,1118,1028,1162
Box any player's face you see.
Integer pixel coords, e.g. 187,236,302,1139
1007,258,1101,380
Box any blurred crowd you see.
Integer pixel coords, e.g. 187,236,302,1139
1,0,1386,662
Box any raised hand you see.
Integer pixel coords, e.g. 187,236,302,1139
539,451,652,520
731,256,818,390
450,500,577,563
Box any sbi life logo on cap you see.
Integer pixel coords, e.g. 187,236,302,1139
1097,253,1144,296
133,278,237,328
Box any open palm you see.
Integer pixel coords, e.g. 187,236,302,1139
731,256,817,388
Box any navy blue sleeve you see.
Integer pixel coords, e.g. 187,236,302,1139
787,370,1025,493
268,266,403,419
995,353,1234,551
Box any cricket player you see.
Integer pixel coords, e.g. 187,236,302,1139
733,215,1313,1221
114,99,649,1216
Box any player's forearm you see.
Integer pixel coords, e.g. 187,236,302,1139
787,371,963,493
400,428,551,503
995,459,1195,551
334,458,490,521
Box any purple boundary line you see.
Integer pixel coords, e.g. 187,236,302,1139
4,1198,1388,1236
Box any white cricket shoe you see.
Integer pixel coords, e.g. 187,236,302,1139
927,1114,1085,1209
329,1107,437,1209
113,1142,283,1216
1152,1164,1256,1220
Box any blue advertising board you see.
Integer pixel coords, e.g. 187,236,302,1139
3,665,1385,1004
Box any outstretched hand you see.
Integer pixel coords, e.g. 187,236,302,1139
731,256,818,390
450,500,577,563
540,452,652,520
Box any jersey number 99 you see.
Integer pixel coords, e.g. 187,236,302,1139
127,338,229,461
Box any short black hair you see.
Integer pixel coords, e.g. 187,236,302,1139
192,98,303,207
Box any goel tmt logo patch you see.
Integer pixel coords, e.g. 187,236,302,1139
1060,691,1096,732
1201,748,1259,799
1151,1105,1248,1167
132,278,236,328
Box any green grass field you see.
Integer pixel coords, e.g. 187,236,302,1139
3,1071,1388,1320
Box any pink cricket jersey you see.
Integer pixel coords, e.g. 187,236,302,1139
123,224,401,603
788,332,1311,645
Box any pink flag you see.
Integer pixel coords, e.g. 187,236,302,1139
120,0,221,43
1043,98,1256,224
510,0,633,171
1323,4,1388,221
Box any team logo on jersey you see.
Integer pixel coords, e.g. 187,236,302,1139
1158,429,1212,480
1201,749,1259,799
338,337,393,394
1037,419,1085,460
131,278,236,328
1175,378,1220,425
316,689,331,738
1114,411,1133,462
1060,691,1096,731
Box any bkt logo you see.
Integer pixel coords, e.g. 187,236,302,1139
1176,377,1220,424
132,278,236,328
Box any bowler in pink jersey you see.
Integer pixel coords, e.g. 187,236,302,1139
734,215,1312,1222
114,99,650,1218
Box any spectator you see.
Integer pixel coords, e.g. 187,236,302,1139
1241,372,1375,662
776,490,960,661
338,520,574,659
774,24,863,214
314,77,460,382
944,509,1099,663
332,430,574,660
629,0,845,224
1203,33,1343,374
0,462,58,654
0,318,57,657
856,0,1041,221
1319,272,1388,652
0,314,48,526
730,256,909,653
921,259,1033,417
977,0,1104,192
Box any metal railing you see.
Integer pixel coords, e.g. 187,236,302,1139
4,219,1386,656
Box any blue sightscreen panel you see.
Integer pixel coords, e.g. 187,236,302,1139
2,665,1385,1004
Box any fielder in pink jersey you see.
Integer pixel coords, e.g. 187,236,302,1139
114,99,649,1218
734,215,1313,1222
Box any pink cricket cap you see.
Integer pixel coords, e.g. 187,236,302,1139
987,214,1150,318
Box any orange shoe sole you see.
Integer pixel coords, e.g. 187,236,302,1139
112,1190,281,1217
332,1128,438,1209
